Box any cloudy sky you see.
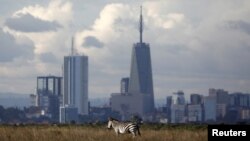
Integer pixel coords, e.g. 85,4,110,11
1,0,250,99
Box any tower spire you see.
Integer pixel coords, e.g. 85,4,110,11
139,5,143,44
71,36,74,55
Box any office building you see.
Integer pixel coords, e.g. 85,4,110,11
110,6,155,119
166,96,172,107
229,93,249,107
36,75,62,121
128,7,154,114
171,91,186,123
30,94,37,107
188,104,203,122
190,94,203,105
209,88,229,104
204,96,216,122
60,105,78,123
171,104,186,123
120,77,129,93
209,88,229,120
172,91,185,105
63,37,89,115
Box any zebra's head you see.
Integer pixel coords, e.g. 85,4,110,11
107,117,114,129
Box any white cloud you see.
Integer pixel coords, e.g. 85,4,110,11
0,0,72,94
82,36,104,48
4,0,73,58
13,0,72,26
0,29,34,62
76,3,135,47
75,3,136,68
5,13,62,32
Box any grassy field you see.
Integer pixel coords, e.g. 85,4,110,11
0,124,207,141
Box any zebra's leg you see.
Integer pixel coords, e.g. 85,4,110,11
134,130,137,136
115,129,119,136
131,132,136,138
137,127,141,136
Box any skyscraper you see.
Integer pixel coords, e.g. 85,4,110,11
209,88,229,120
110,6,155,119
171,91,186,123
172,91,185,105
128,6,155,114
190,94,203,105
63,37,88,115
204,96,216,122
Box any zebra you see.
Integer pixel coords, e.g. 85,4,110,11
107,117,141,137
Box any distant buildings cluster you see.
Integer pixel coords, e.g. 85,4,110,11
164,89,250,124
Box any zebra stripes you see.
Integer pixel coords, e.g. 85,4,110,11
107,117,141,137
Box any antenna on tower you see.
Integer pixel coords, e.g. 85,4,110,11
71,36,74,55
139,5,143,44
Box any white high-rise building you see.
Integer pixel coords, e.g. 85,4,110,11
171,91,186,123
63,38,88,115
172,91,185,105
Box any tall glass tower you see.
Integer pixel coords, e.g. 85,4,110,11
128,6,155,114
63,37,89,115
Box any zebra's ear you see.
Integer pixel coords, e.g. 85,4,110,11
108,117,113,121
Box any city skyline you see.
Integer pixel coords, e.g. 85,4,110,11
0,0,250,99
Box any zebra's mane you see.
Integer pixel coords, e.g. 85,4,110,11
109,117,119,122
109,117,135,125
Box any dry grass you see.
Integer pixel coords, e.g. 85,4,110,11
0,125,207,141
